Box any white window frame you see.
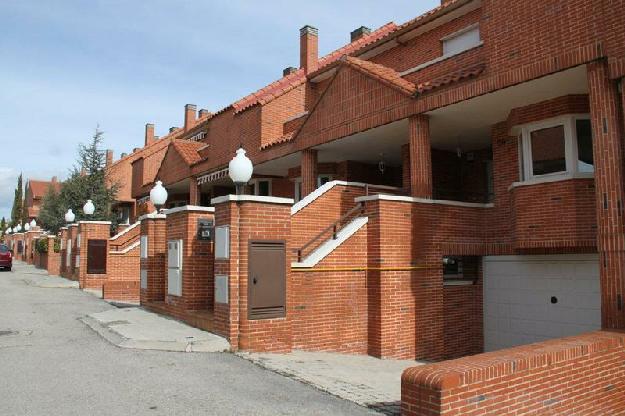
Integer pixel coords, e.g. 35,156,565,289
250,179,272,196
441,23,481,56
519,114,592,182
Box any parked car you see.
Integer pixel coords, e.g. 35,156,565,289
0,244,12,271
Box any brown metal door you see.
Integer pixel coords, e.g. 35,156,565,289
87,240,107,275
248,241,286,320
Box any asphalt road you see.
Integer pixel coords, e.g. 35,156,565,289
0,262,376,416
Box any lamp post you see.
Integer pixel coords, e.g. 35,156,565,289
65,209,76,224
83,200,95,216
150,181,168,213
228,147,253,195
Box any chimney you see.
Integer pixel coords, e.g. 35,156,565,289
145,123,155,146
105,149,114,168
184,104,197,131
300,25,318,74
198,108,211,118
283,66,298,77
350,26,371,42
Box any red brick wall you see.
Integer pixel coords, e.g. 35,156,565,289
77,222,110,290
213,200,292,353
292,225,368,354
261,84,305,147
165,209,215,313
103,281,139,302
140,216,167,304
402,330,625,416
46,236,61,276
512,178,597,250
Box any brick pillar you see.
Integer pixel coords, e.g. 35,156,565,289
212,195,293,352
77,221,111,291
164,206,215,313
401,143,411,191
47,235,61,276
189,177,200,205
301,149,318,197
588,61,625,329
139,213,167,304
408,114,432,198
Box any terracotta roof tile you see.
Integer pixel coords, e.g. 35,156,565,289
231,22,398,114
171,140,205,165
415,63,485,94
29,180,61,198
342,56,416,95
259,131,296,150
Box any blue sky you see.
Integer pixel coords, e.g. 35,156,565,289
0,0,439,221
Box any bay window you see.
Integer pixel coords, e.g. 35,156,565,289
518,115,593,182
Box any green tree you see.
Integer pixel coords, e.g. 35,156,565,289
0,217,6,236
11,173,23,226
38,184,64,234
59,127,119,230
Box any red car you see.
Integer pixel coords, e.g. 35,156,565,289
0,244,12,271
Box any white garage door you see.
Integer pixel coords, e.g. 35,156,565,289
483,254,601,352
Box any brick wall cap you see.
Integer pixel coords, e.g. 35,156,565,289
78,221,112,225
68,224,79,228
163,205,216,215
60,227,68,230
211,195,294,205
137,213,167,222
355,194,494,208
291,180,401,215
402,330,625,391
110,240,140,255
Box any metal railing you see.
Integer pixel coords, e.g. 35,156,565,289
294,201,365,263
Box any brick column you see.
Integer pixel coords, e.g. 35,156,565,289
140,213,167,304
408,114,432,198
47,235,61,276
301,149,318,197
401,143,411,191
77,221,111,290
588,61,625,329
164,206,215,314
189,177,200,205
212,195,293,352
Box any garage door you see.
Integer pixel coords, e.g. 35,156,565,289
483,254,601,352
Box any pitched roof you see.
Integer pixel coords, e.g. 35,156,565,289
171,140,205,165
29,179,60,198
230,22,398,114
342,56,416,95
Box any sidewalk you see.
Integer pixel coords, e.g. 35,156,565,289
82,307,231,352
20,268,79,289
239,350,424,415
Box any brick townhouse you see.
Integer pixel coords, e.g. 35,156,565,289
90,0,625,413
23,177,61,222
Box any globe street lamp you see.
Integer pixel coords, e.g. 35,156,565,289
30,219,36,229
150,181,168,213
24,223,30,232
228,147,253,195
16,224,22,232
83,200,95,216
65,209,76,224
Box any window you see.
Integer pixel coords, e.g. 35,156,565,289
317,175,333,187
0,245,8,253
294,180,302,202
519,115,593,181
442,24,480,56
530,125,566,175
252,179,272,196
